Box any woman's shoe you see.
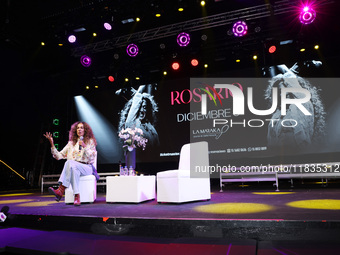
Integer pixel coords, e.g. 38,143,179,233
48,185,65,202
74,194,81,206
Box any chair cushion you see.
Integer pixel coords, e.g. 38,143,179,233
157,169,190,178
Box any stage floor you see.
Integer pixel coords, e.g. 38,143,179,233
2,182,340,254
1,181,340,221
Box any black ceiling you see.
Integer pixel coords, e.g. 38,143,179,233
1,0,340,87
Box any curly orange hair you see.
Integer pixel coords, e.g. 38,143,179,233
69,121,97,146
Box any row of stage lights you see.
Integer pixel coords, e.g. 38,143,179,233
82,42,321,74
84,58,204,90
40,1,209,47
39,2,319,87
170,43,320,67
39,5,318,70
79,32,192,67
83,43,319,90
76,4,317,68
41,3,317,49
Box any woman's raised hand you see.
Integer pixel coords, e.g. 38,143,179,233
43,132,54,147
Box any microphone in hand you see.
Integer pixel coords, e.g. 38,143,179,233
79,136,84,151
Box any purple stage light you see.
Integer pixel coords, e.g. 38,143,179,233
232,21,248,37
126,44,139,57
68,35,76,43
299,6,316,24
80,55,92,67
177,32,190,47
104,22,112,30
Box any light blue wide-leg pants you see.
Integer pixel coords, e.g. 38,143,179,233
58,160,93,194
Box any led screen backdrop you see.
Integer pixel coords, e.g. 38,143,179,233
81,60,340,165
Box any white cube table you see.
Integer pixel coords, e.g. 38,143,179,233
106,175,156,203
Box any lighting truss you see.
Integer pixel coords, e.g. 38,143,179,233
70,0,333,57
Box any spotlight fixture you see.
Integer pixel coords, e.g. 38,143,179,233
172,62,180,70
121,18,134,24
104,22,112,30
227,29,233,36
126,44,139,57
232,21,248,37
68,35,76,43
299,5,316,25
191,59,199,66
177,32,190,47
254,26,261,33
53,119,60,125
80,55,92,67
268,45,276,54
280,39,293,45
73,27,86,32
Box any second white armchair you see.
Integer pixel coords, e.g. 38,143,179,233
156,141,211,203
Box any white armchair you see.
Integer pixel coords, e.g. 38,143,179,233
156,141,211,203
65,155,97,204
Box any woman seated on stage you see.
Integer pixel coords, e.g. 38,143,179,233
44,121,97,206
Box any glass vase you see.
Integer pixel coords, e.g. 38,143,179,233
125,149,136,171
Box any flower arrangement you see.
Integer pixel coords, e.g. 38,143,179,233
118,127,148,152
